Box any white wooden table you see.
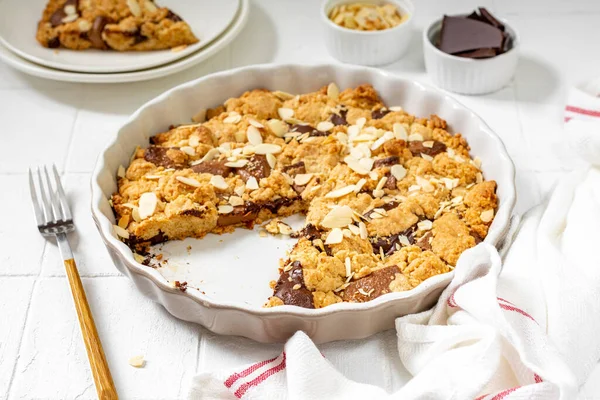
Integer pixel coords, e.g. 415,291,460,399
1,0,600,398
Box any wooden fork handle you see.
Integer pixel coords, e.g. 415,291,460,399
64,259,118,400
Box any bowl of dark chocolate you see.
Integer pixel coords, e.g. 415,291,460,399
423,8,519,94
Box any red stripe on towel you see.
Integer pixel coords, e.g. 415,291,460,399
224,355,279,388
234,353,287,398
499,303,536,322
565,105,600,117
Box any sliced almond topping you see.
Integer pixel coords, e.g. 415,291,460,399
180,146,196,156
127,0,142,16
254,143,282,155
327,82,340,100
234,185,245,196
356,117,366,128
392,123,408,140
473,157,482,168
399,235,411,246
266,119,288,137
224,159,248,168
188,135,200,147
223,113,242,124
373,189,384,198
113,225,130,239
229,196,244,207
325,185,356,199
294,173,313,186
354,178,367,193
441,177,460,190
117,165,126,178
418,220,433,231
292,283,301,290
421,153,434,162
345,257,352,277
375,177,388,191
325,228,344,244
246,177,259,190
422,141,434,148
128,355,145,368
321,205,354,229
144,0,158,12
408,133,423,142
408,184,421,192
248,118,264,128
278,108,294,120
192,109,206,123
218,205,234,214
390,165,407,180
348,224,360,236
118,214,130,229
273,90,295,101
480,209,494,223
277,221,293,235
359,221,368,239
347,125,360,137
210,175,229,190
64,4,76,15
131,208,141,222
133,253,145,263
61,13,78,23
389,106,403,112
234,129,246,143
316,121,334,132
138,192,157,219
476,172,483,183
78,19,91,31
247,125,263,145
266,153,277,169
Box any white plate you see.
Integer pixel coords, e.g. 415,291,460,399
0,0,249,83
0,0,239,73
91,64,516,343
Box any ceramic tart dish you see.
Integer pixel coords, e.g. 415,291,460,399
91,64,516,343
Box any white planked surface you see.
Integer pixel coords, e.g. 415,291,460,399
0,0,599,398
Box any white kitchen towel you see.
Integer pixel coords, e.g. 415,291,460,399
189,91,600,400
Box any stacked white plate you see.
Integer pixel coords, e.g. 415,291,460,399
0,0,249,83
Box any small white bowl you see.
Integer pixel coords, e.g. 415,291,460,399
423,16,519,95
321,0,415,66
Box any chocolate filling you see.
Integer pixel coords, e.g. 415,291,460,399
217,202,260,227
49,0,78,27
341,265,401,302
125,230,169,254
237,155,271,182
89,16,113,49
408,140,447,158
373,156,400,168
166,10,183,22
369,225,417,257
191,160,232,177
363,201,400,219
180,209,205,218
144,146,187,169
47,37,61,48
290,224,321,241
371,109,391,119
330,109,348,126
273,261,314,308
289,124,329,137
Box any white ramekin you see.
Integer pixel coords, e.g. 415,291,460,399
321,0,415,66
91,64,516,343
423,17,520,95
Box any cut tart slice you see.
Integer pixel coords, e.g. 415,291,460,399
36,0,199,51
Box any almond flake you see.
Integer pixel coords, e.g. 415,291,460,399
321,205,354,229
356,117,366,128
343,228,352,238
390,165,407,180
418,220,433,231
358,288,374,297
144,0,158,12
373,189,384,198
347,125,360,137
180,146,196,156
224,159,248,168
294,173,313,186
138,192,157,219
354,178,367,193
223,114,242,124
422,141,434,148
248,118,264,128
229,196,244,207
325,185,356,199
118,214,130,229
316,121,334,132
131,208,141,222
389,106,403,112
278,108,294,120
192,109,206,123
277,221,293,235
421,153,434,162
375,177,388,191
127,0,142,16
218,205,234,214
327,82,340,100
416,176,435,192
234,129,246,143
345,257,352,277
78,19,91,31
359,221,368,239
234,185,245,196
247,125,263,145
113,225,130,239
188,135,200,147
348,224,360,236
61,13,78,23
392,123,408,140
476,172,483,183
399,235,411,246
473,157,482,168
129,355,145,368
246,177,259,190
273,91,295,101
325,228,344,244
117,165,126,178
194,148,220,164
254,144,282,155
266,153,277,169
408,184,421,192
64,4,76,14
441,177,459,190
210,175,229,190
266,119,288,137
292,284,301,290
480,209,494,223
133,253,145,263
408,133,423,142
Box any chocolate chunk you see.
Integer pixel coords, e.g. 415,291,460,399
144,146,187,169
89,16,112,49
466,11,485,23
132,32,148,45
471,230,483,244
180,209,205,218
439,16,504,56
289,124,328,137
191,160,231,177
273,261,314,308
373,156,400,168
291,224,321,240
408,140,447,158
330,109,348,126
455,48,498,59
166,10,183,22
384,173,397,190
371,109,391,120
237,155,271,182
282,161,306,176
479,7,505,31
416,231,433,251
47,37,61,48
125,230,169,254
217,202,259,227
369,225,416,256
342,265,401,302
262,197,295,214
363,201,400,219
49,0,78,27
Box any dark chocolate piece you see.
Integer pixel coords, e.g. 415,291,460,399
330,109,348,126
439,16,504,55
455,48,498,59
290,224,321,240
273,261,315,308
47,37,61,48
371,109,391,119
144,146,187,169
179,209,205,218
342,265,401,302
363,201,400,219
191,160,232,177
373,156,400,168
282,161,306,176
384,173,397,190
479,7,505,31
217,202,260,227
166,10,183,22
369,225,417,257
237,155,271,182
49,0,78,27
408,140,447,158
89,16,112,49
261,197,296,214
289,124,329,137
416,231,433,251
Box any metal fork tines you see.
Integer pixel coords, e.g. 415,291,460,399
29,164,74,237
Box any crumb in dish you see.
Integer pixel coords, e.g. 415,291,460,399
36,0,198,51
111,84,498,308
328,2,408,31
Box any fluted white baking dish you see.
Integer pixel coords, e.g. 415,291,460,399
91,64,516,343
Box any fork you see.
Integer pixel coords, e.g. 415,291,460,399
29,165,118,400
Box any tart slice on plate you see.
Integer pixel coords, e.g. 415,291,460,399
36,0,199,51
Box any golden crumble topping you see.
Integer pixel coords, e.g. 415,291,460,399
111,83,498,308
